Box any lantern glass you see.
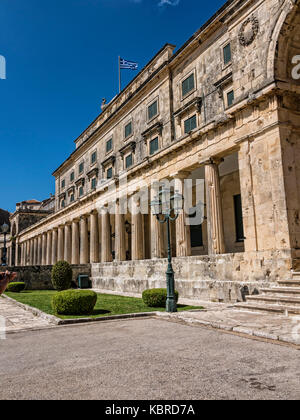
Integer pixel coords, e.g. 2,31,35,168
150,197,161,215
160,187,171,215
1,223,9,234
172,190,184,215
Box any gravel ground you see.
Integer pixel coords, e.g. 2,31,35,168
0,317,299,400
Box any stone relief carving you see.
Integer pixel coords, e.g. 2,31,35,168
239,15,259,47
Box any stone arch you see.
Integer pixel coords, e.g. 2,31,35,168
267,0,300,81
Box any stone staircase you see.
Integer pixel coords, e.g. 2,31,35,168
235,272,300,316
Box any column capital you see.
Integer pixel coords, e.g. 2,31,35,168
171,170,190,180
204,157,224,166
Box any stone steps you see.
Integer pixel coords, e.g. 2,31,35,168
277,279,300,286
261,287,300,296
235,302,300,316
246,294,300,307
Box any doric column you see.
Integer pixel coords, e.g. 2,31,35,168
41,233,47,266
52,229,58,265
205,159,225,255
174,172,191,257
115,200,126,261
80,216,89,264
37,235,42,265
90,211,100,263
101,208,112,262
57,226,64,261
71,219,80,265
33,237,38,265
131,197,145,260
150,187,167,259
30,239,34,265
24,242,28,266
19,243,23,266
46,231,52,265
64,223,72,264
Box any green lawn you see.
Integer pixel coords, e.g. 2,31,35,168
4,290,203,320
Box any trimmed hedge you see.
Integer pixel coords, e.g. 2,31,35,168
6,282,26,293
51,261,72,291
52,290,97,315
142,288,179,308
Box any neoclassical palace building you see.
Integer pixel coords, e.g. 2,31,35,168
10,0,300,302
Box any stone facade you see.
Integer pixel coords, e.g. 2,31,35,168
11,0,300,302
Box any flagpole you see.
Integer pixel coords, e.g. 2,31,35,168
118,56,121,94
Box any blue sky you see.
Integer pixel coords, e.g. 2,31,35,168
0,0,225,212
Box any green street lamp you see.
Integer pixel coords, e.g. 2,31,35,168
1,223,9,267
150,187,183,313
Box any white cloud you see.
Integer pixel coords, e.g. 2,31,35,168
158,0,180,6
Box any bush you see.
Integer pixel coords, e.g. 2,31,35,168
51,261,72,291
142,288,179,308
52,289,97,315
6,282,26,293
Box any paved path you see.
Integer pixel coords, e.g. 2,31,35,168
0,318,299,400
0,297,52,334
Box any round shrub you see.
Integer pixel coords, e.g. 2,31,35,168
6,282,26,293
51,261,72,291
142,288,179,308
52,289,97,315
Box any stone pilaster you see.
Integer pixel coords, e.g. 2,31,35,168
205,159,225,255
80,216,89,264
71,219,80,265
64,224,72,264
101,208,112,263
46,231,52,265
52,229,58,265
174,172,191,257
90,211,100,263
115,200,126,261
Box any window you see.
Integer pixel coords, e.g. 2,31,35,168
61,179,65,189
148,101,158,121
79,162,84,174
70,172,74,182
61,200,65,208
227,90,234,107
125,122,132,139
91,178,97,189
182,73,195,97
70,194,75,203
79,186,84,197
125,153,133,169
106,138,113,153
107,167,113,179
184,115,197,134
223,43,231,65
150,137,159,155
91,151,97,165
234,194,244,242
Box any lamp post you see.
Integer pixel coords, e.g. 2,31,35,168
150,187,183,313
1,223,9,267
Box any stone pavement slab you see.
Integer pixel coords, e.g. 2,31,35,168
157,307,300,346
0,297,52,334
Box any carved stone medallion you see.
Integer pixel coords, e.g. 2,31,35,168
239,15,259,47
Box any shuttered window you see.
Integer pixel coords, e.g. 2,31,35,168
106,138,113,153
79,186,84,197
79,162,84,174
150,137,159,155
107,167,113,179
70,172,74,182
91,178,97,189
91,151,97,164
223,43,231,65
184,115,197,134
227,90,234,107
125,122,132,138
182,73,195,97
148,101,158,120
234,194,244,242
125,153,133,169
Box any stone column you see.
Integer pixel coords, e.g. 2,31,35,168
115,200,126,261
33,237,38,265
64,223,72,264
90,211,100,263
101,208,112,262
173,173,191,257
205,159,225,255
46,231,52,265
30,239,34,265
57,226,64,261
37,235,42,265
41,233,47,266
80,216,89,264
71,219,80,265
131,197,145,260
52,229,58,265
24,242,28,266
150,188,166,259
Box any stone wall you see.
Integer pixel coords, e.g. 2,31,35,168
3,264,91,290
91,250,292,303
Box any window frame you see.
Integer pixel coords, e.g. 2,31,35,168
78,186,84,197
61,179,65,189
106,166,113,180
226,89,235,107
124,120,133,140
181,70,196,100
70,171,75,182
78,161,84,175
149,136,159,156
125,152,133,169
184,114,197,134
90,150,97,165
147,98,159,122
106,137,113,154
91,177,97,190
223,43,232,66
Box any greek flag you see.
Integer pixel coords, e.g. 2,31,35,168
120,58,138,70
